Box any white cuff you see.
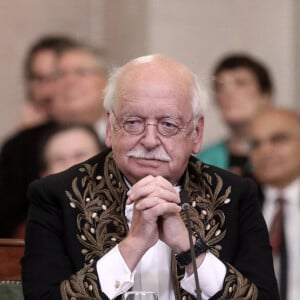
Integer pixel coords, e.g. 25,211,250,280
97,245,136,299
180,252,226,300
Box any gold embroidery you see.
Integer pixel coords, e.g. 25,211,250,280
62,152,129,299
173,158,232,299
173,158,258,299
61,152,258,299
219,264,258,300
61,264,101,300
181,159,230,256
67,153,129,260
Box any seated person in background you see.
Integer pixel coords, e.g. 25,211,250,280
196,54,273,176
248,107,300,300
13,123,102,238
20,35,77,128
22,54,279,300
51,43,111,145
0,40,109,238
38,123,102,177
0,35,77,238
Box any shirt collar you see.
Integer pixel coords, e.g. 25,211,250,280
264,177,300,206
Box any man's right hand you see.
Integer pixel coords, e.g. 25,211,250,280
119,175,181,271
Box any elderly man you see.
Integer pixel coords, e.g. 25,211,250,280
249,107,300,300
22,54,278,300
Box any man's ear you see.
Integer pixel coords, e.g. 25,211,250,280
105,112,112,148
192,117,204,154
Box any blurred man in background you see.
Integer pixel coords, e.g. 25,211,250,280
249,107,300,300
51,43,111,145
196,54,273,176
20,35,76,128
0,38,110,238
0,35,77,238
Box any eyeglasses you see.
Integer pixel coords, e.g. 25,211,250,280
249,132,297,150
28,73,56,84
112,111,193,137
55,67,102,79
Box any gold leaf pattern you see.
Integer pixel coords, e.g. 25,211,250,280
219,264,258,300
61,264,101,299
180,160,230,257
60,152,258,299
61,153,129,299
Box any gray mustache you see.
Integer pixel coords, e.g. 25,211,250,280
126,148,171,162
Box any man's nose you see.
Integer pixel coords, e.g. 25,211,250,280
140,123,161,148
58,70,78,84
254,140,273,156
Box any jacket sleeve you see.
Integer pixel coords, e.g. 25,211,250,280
21,179,110,300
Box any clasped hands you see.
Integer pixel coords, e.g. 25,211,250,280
119,175,191,271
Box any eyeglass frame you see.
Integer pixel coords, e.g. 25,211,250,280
55,67,104,80
111,110,194,137
248,131,300,151
27,72,57,84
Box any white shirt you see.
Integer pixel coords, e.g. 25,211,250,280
96,202,226,299
263,177,300,300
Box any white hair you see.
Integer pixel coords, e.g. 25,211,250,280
103,66,123,112
191,73,208,120
103,58,208,120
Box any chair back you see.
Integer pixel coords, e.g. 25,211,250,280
0,239,24,281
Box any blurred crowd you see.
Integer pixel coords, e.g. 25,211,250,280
196,54,300,300
0,34,299,300
0,35,109,239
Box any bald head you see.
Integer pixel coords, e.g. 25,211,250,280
253,107,299,126
104,54,205,119
121,54,194,85
249,107,300,188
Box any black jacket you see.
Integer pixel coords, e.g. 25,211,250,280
22,149,279,299
0,121,57,237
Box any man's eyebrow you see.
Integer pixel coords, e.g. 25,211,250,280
119,112,182,119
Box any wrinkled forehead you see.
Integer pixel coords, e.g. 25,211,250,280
58,49,98,67
116,56,194,103
250,112,300,138
214,67,260,88
30,50,57,72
